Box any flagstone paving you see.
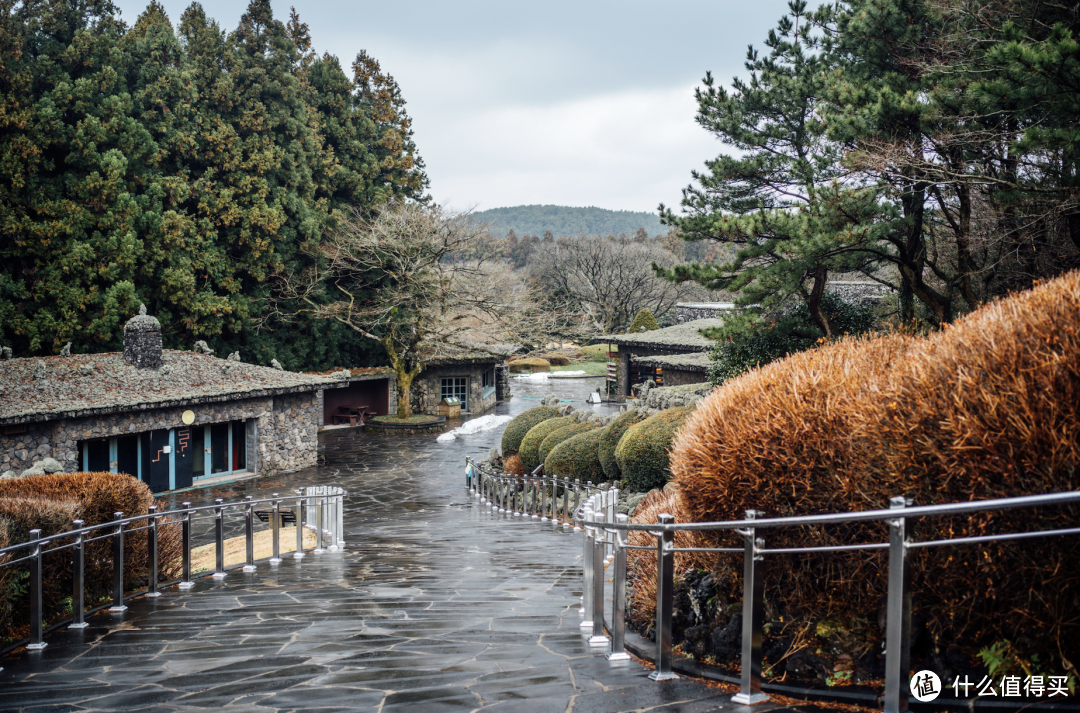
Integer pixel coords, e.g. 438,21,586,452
0,378,801,713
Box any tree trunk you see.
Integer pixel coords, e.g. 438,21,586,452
806,264,833,337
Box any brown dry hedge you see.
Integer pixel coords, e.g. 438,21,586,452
502,454,526,476
0,472,183,640
668,270,1080,666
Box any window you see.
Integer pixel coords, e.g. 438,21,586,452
440,377,468,410
481,367,496,399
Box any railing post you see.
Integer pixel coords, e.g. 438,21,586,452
580,505,595,629
607,488,618,563
294,492,305,559
337,490,346,548
607,513,631,661
649,513,678,681
563,479,570,527
589,507,609,647
212,499,226,578
109,512,127,611
499,477,507,513
179,503,194,589
270,494,282,564
733,510,768,704
147,506,161,597
573,479,582,530
512,478,521,516
27,530,46,650
243,496,256,572
540,476,548,521
884,496,914,713
466,458,473,489
70,520,88,628
314,490,326,554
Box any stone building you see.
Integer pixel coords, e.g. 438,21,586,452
632,352,711,386
0,309,344,492
675,302,736,323
597,319,721,401
316,368,398,425
408,350,504,416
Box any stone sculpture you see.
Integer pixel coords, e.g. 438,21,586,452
60,342,71,356
193,340,214,355
271,359,284,370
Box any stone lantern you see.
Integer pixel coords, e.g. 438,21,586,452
123,304,163,369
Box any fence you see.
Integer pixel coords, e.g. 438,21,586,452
0,486,347,654
464,457,1080,712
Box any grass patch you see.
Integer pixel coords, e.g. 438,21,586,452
582,344,616,362
371,414,442,424
551,361,607,376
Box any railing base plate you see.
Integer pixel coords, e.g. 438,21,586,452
588,635,609,646
68,622,89,629
145,592,162,598
26,643,47,650
732,693,770,705
242,565,257,572
293,553,305,559
579,620,593,629
178,581,194,589
108,605,127,612
211,572,227,579
648,671,679,682
606,652,631,661
269,558,282,564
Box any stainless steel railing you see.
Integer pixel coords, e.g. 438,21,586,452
0,486,347,652
464,457,1080,712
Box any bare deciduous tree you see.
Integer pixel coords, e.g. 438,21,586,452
275,202,569,417
527,235,706,336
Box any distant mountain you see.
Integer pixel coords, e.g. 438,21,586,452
472,205,666,238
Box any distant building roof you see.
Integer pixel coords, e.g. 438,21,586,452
633,352,711,372
675,302,737,310
0,351,346,426
597,318,723,352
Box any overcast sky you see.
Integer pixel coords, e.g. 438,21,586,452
113,1,789,213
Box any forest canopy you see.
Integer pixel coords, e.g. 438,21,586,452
0,0,428,369
473,205,664,239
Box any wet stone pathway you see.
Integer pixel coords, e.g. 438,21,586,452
0,379,795,713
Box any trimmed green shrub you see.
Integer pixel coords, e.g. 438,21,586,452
501,406,561,456
539,422,599,464
598,408,643,479
508,357,551,373
546,428,605,482
519,416,576,472
628,308,660,333
615,406,693,492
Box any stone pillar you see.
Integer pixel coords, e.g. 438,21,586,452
617,350,630,403
495,364,511,401
123,304,163,369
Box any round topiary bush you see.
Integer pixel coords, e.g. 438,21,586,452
519,416,576,473
500,406,561,456
541,354,572,366
508,357,551,373
598,408,643,480
628,308,660,333
545,427,605,482
615,406,693,492
538,422,600,465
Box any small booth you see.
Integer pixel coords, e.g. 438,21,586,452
439,396,462,419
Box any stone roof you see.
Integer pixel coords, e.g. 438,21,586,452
596,318,723,352
633,352,711,372
0,351,347,425
420,342,508,367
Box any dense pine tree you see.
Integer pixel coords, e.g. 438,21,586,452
0,0,427,366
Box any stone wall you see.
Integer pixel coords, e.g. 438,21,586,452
662,367,708,387
637,381,713,416
410,363,499,415
495,364,511,401
1,391,320,479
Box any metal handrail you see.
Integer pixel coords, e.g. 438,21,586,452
463,456,1080,713
0,485,347,653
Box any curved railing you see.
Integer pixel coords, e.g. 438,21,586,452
0,486,346,654
464,457,1080,713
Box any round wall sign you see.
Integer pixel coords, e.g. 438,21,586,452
181,410,195,425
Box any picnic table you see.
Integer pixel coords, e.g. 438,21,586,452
332,405,371,426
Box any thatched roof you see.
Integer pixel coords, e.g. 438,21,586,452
633,352,711,372
596,318,722,352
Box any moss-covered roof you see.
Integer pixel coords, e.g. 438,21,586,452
596,318,723,352
633,352,711,372
0,351,346,425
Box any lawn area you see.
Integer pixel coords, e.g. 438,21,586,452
581,343,616,362
551,361,608,377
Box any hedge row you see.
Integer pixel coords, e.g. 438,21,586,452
519,416,577,472
501,406,561,456
616,407,694,493
668,270,1080,667
0,472,183,641
545,428,605,482
598,409,643,480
